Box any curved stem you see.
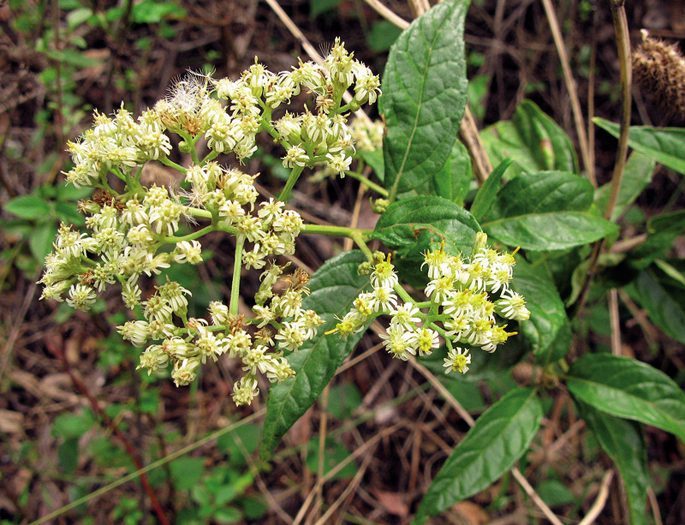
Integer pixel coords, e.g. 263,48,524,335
160,156,187,175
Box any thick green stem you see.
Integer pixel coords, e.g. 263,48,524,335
302,223,372,238
229,235,246,316
278,165,305,202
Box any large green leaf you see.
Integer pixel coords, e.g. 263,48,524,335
629,268,685,344
480,169,616,250
488,170,594,220
578,402,649,525
511,259,568,361
260,251,371,459
414,388,542,523
482,212,618,251
381,0,470,198
567,353,685,442
481,100,579,175
371,195,481,257
594,118,685,175
593,152,656,221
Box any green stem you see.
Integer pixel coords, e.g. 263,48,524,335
344,169,388,197
200,150,219,166
278,165,304,202
160,156,187,175
301,224,373,238
350,231,374,261
229,235,245,316
156,224,215,245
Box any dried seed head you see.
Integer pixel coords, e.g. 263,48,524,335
633,30,685,122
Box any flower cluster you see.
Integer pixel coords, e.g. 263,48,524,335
39,40,379,405
121,264,323,406
331,233,529,375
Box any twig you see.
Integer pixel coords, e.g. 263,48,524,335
293,422,404,524
363,0,410,30
578,470,615,525
512,467,565,525
609,289,622,355
314,443,377,524
575,0,632,317
540,0,593,185
0,281,37,380
459,105,494,185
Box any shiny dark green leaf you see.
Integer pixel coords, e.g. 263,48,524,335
567,353,685,441
382,0,470,198
415,388,542,523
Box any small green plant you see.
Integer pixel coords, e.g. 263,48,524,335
29,0,685,523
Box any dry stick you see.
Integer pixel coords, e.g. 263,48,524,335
233,433,294,524
0,281,37,379
540,0,594,186
608,288,622,355
314,444,377,525
578,470,615,525
647,486,664,525
364,0,410,29
310,384,331,525
293,422,404,524
576,0,632,317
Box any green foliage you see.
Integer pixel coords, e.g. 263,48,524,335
481,100,579,175
2,183,91,264
414,388,543,523
381,0,470,199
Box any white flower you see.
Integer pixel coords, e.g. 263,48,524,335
443,347,471,375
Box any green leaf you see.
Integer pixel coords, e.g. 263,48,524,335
169,457,205,491
594,118,685,175
309,0,343,19
629,268,685,344
371,196,481,256
578,402,649,525
628,210,685,271
593,152,656,221
58,437,80,475
4,195,51,220
260,251,371,459
367,20,403,53
482,212,618,251
489,170,595,219
415,388,542,523
511,259,568,361
305,438,358,480
481,100,579,175
567,353,685,442
358,150,385,183
30,222,59,264
52,411,95,439
470,159,513,221
381,0,469,198
429,140,472,205
212,507,242,524
131,0,185,23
